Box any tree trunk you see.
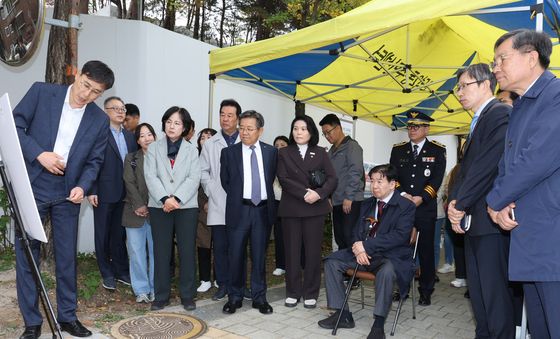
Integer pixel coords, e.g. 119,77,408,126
163,0,176,31
192,0,201,39
301,0,310,27
185,0,194,29
111,0,123,18
128,0,139,19
79,0,88,14
219,0,226,47
45,0,70,84
311,0,320,24
200,0,206,41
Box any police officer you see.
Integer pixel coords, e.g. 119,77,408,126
389,111,446,306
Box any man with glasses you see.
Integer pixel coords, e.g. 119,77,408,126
220,110,277,315
200,99,246,301
389,111,446,306
319,114,364,256
486,29,560,339
13,60,114,338
447,63,515,338
88,96,137,291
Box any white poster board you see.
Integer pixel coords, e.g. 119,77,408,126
0,93,46,242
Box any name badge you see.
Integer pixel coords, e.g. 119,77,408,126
422,157,435,162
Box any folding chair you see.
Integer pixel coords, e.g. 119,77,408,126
345,229,420,336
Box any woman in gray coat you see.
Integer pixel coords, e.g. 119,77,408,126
144,107,201,311
122,123,156,303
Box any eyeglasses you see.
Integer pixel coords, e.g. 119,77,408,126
454,81,480,93
322,126,337,137
239,126,258,133
80,79,103,96
489,49,534,71
105,106,127,113
165,120,183,127
407,124,427,131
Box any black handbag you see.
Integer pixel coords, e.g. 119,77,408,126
309,169,326,188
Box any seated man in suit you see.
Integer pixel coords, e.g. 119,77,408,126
319,164,415,339
220,110,277,315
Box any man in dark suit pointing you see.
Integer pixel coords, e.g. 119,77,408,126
220,110,277,315
13,60,113,338
448,63,514,339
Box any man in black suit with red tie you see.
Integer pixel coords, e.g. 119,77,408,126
448,63,515,339
319,164,415,339
220,110,277,315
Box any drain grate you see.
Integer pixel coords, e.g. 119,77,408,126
111,312,207,339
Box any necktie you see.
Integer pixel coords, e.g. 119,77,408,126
377,200,385,220
250,145,261,205
412,144,419,160
469,115,479,135
116,130,128,163
369,201,386,237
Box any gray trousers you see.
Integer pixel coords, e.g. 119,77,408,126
324,249,396,317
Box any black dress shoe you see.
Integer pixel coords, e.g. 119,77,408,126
59,320,92,337
392,291,400,301
212,286,227,301
222,300,242,314
418,294,431,306
464,289,470,299
102,277,116,290
367,326,386,339
20,325,41,339
318,310,355,329
252,301,273,314
182,298,196,311
150,300,170,311
434,274,440,283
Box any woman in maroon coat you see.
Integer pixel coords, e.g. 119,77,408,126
277,115,337,309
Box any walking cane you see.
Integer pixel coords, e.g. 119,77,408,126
332,217,377,335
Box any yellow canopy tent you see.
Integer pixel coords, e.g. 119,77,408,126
209,0,560,134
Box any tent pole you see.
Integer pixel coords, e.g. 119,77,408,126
536,0,543,32
406,25,410,89
208,76,215,128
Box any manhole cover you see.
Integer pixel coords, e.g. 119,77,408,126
111,312,207,339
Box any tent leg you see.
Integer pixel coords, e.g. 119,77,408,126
208,78,215,128
536,0,543,32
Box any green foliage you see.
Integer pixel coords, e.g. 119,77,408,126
0,187,13,250
41,272,55,289
0,247,15,271
77,253,102,300
96,313,125,323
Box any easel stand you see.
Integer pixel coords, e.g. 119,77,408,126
0,161,63,338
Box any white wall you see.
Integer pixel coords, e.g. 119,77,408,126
0,14,457,252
